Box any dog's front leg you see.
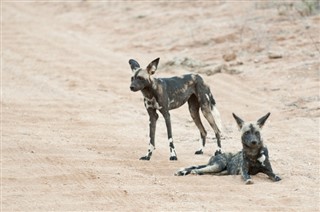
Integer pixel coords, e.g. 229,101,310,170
259,148,281,182
241,160,253,184
261,159,282,182
140,109,159,160
161,111,178,160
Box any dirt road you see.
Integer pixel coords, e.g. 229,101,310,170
2,1,319,211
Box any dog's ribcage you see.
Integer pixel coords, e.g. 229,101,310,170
154,74,201,110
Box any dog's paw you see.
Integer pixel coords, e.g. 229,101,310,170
245,179,254,185
274,175,281,182
214,149,222,156
139,156,151,160
174,169,187,176
195,149,203,155
170,156,178,161
174,171,181,176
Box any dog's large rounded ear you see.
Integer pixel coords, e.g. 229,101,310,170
232,113,244,130
257,112,271,129
129,59,140,72
146,58,160,75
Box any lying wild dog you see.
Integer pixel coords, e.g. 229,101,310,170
175,113,281,184
129,58,222,160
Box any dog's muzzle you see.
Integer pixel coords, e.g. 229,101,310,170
251,141,257,145
130,86,139,92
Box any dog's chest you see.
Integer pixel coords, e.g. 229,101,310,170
144,97,162,110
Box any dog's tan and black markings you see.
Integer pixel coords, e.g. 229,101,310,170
129,58,222,160
175,113,281,184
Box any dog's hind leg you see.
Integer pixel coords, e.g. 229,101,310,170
188,94,207,154
196,83,222,155
201,105,222,155
175,165,207,176
191,154,227,175
175,153,228,176
190,163,225,175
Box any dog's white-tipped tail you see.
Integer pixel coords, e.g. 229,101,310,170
212,106,223,135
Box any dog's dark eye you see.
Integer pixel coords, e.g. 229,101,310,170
137,76,144,81
131,77,134,81
255,131,260,137
244,131,250,136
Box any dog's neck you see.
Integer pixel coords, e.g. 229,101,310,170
141,77,159,99
242,145,264,160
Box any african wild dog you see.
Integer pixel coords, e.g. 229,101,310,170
129,58,222,160
175,113,281,184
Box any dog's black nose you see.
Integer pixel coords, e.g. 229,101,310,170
130,86,137,91
251,141,257,145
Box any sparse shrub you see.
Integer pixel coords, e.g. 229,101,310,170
256,0,320,16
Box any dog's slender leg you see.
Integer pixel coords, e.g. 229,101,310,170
212,106,222,155
241,159,253,184
201,106,222,155
261,160,282,182
188,95,207,154
168,138,177,160
191,163,224,175
196,137,206,155
192,154,228,175
196,83,223,155
161,111,178,160
263,169,281,182
140,109,158,160
175,165,207,176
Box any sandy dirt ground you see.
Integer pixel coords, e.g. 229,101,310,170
2,1,320,211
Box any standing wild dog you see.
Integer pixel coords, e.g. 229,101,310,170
129,57,222,160
175,113,281,184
